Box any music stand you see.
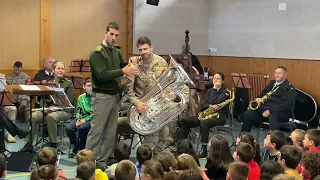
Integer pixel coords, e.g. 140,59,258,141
32,82,59,150
47,87,75,151
231,73,252,120
64,74,85,89
69,59,90,72
5,84,55,172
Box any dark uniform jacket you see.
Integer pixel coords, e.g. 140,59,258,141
201,84,230,115
258,79,296,118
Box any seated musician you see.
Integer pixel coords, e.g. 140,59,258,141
65,78,92,158
33,56,56,83
5,61,31,121
178,72,230,158
241,66,296,133
20,61,75,152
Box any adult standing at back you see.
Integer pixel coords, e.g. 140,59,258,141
86,22,138,168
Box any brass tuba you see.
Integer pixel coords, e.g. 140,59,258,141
128,55,195,136
248,86,279,110
198,88,235,120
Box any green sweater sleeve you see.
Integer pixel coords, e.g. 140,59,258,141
90,52,124,82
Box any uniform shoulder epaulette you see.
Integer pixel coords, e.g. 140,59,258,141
94,45,107,59
94,46,103,52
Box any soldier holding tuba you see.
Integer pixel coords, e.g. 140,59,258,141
241,66,296,133
125,36,169,156
178,72,231,158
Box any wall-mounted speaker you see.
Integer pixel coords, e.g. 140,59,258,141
147,0,160,6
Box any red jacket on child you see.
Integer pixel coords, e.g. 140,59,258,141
247,161,260,180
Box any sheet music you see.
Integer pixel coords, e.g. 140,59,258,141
47,87,74,109
0,74,6,89
19,85,40,91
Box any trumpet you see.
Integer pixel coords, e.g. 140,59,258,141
248,86,279,110
198,88,235,120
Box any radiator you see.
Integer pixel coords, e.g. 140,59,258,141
247,73,269,101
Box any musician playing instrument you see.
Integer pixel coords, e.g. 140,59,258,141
20,61,75,152
125,36,168,155
241,66,296,133
178,72,230,158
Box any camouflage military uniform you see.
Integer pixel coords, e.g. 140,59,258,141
125,53,168,155
5,72,31,119
24,77,74,144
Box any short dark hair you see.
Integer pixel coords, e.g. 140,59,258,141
114,142,130,162
136,145,152,164
136,36,152,47
13,61,22,68
267,130,286,150
106,22,120,32
228,162,250,180
36,147,58,166
306,129,320,147
0,154,6,177
76,161,95,180
275,66,287,72
214,72,225,81
279,145,302,169
115,160,137,180
237,142,255,163
84,77,91,85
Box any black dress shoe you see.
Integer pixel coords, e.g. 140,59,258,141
19,143,33,152
17,128,29,139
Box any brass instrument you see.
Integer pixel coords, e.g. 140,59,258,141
248,86,279,110
198,88,235,120
129,55,195,135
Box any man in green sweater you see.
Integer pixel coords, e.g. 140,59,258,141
65,78,92,158
85,22,138,168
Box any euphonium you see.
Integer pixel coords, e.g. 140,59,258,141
128,54,195,136
198,88,235,120
248,86,279,110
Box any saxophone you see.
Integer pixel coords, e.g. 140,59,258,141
198,88,235,120
248,86,279,110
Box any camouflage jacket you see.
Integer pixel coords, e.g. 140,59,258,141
125,54,168,104
6,72,30,85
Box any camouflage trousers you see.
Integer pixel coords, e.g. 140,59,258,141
15,95,30,120
143,125,169,156
4,106,17,122
4,106,17,136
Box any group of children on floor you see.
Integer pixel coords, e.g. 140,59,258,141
0,128,319,180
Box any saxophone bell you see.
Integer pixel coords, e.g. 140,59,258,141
248,100,260,110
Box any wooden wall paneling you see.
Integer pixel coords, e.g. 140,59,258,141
199,56,320,102
40,0,51,69
0,0,40,70
128,0,134,57
51,0,122,69
121,0,129,60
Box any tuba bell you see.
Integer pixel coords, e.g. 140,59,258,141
128,54,195,136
